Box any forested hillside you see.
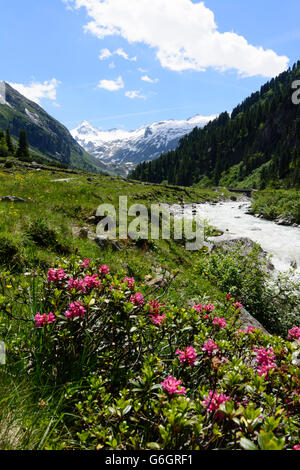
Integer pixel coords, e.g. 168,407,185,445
130,61,300,189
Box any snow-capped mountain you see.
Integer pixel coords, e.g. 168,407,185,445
71,115,216,175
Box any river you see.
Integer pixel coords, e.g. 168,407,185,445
171,200,300,274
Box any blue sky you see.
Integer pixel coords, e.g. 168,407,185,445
1,0,300,131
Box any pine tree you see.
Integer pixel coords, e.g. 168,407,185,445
5,128,14,154
16,129,30,161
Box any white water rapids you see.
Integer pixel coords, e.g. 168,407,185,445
171,200,300,274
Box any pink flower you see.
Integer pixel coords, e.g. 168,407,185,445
212,317,227,328
204,304,215,313
150,314,166,326
47,268,66,282
294,445,300,450
203,390,230,418
235,302,243,309
202,339,219,355
80,258,91,269
83,274,101,289
68,278,87,293
254,347,276,377
176,346,197,366
35,312,56,327
99,265,110,275
123,276,135,287
65,301,86,319
288,326,300,341
130,292,144,306
161,376,186,396
193,304,203,312
149,300,161,315
236,325,258,335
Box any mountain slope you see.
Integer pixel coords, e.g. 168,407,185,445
130,61,300,189
71,115,216,174
0,82,106,172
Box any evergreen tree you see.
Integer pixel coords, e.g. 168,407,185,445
16,129,30,161
5,127,14,154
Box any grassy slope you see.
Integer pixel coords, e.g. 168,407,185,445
251,190,300,224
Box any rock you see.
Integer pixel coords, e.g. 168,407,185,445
95,237,122,251
144,274,153,281
1,196,28,203
230,196,237,201
291,259,298,269
239,307,269,335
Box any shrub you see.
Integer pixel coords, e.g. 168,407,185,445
25,219,71,255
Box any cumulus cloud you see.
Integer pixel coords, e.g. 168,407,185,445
65,0,289,78
98,76,124,91
125,90,146,99
141,75,159,84
99,47,136,62
9,78,61,104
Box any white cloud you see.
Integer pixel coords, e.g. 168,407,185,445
125,90,146,99
141,75,159,84
99,48,112,60
66,0,289,78
98,76,124,91
99,47,136,62
9,78,61,104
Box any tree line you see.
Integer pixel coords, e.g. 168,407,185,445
130,61,300,189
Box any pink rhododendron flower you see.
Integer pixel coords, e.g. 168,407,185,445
47,268,66,282
236,326,258,335
150,314,166,326
161,376,186,395
123,276,135,287
294,445,300,450
176,346,197,366
212,317,227,328
68,278,87,293
204,303,215,313
99,265,110,275
254,347,276,377
202,339,219,355
235,302,243,309
83,274,101,289
192,304,203,312
80,258,91,269
35,312,56,327
130,292,144,306
65,301,86,319
203,390,230,417
288,326,300,341
149,300,161,315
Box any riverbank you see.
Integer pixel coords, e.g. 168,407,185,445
250,189,300,226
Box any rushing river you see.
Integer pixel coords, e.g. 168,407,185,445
171,200,300,274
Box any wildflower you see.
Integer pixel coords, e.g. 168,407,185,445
234,302,243,309
212,317,227,328
99,264,110,275
226,294,232,300
288,326,300,341
83,274,101,289
68,278,87,293
150,314,166,326
236,326,258,335
123,276,135,287
65,301,86,319
47,268,67,282
254,347,276,377
204,303,215,313
193,304,203,312
161,376,186,396
293,445,300,450
176,346,197,366
202,339,219,355
203,390,230,418
130,292,144,306
149,300,161,315
35,312,56,327
80,258,91,269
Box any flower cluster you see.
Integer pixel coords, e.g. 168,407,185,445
148,300,166,326
99,265,110,275
288,326,300,341
236,325,259,335
47,268,66,282
123,277,135,288
34,312,56,327
203,390,230,419
161,376,186,396
80,258,91,269
212,317,227,328
130,292,145,306
176,346,197,366
254,347,276,377
65,301,86,320
202,339,219,355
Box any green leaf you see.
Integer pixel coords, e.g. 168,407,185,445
240,438,258,451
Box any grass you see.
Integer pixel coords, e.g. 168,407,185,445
251,189,300,224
